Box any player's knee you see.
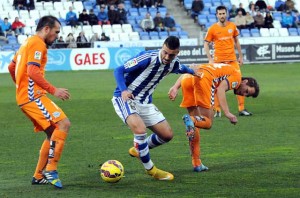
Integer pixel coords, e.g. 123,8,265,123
160,130,174,142
57,118,71,132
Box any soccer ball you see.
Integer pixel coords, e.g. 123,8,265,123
100,160,124,183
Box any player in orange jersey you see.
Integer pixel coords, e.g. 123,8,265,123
168,63,259,171
204,5,252,117
8,16,70,189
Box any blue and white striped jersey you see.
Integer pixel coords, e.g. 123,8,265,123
113,49,194,104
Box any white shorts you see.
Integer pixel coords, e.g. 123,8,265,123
111,96,165,127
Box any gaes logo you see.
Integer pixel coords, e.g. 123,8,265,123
257,45,270,57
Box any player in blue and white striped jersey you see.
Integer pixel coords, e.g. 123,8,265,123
111,36,197,181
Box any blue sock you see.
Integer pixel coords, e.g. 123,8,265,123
146,134,166,149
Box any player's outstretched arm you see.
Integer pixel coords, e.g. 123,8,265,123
168,75,183,101
217,81,238,125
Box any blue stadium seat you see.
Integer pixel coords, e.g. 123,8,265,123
210,6,217,14
241,29,251,37
250,28,260,37
7,36,18,44
169,31,179,37
149,31,159,40
198,14,208,25
275,1,285,10
272,12,282,21
159,31,168,40
129,8,139,16
213,2,221,6
139,32,150,40
288,28,298,36
184,0,193,11
179,31,189,39
1,44,14,51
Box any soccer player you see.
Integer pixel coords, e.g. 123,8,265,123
8,16,70,189
204,5,252,117
168,63,259,171
112,36,198,181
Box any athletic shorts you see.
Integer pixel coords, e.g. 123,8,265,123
21,96,67,132
180,73,214,109
112,96,165,127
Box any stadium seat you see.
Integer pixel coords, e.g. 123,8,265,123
102,24,113,35
129,32,140,41
260,28,271,37
278,28,289,36
39,10,50,18
275,0,285,10
1,44,14,51
241,29,251,37
269,28,280,36
112,24,123,33
7,36,18,44
184,0,193,11
122,24,133,33
110,33,120,41
119,32,130,41
159,31,168,40
29,10,40,19
288,28,298,36
250,28,260,37
179,31,189,39
272,12,282,21
92,25,102,34
54,2,64,11
197,14,208,25
169,31,179,37
149,31,159,40
64,1,73,10
73,1,84,12
139,32,150,40
273,20,282,28
9,10,19,20
43,2,54,10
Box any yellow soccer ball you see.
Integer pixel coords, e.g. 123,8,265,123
100,160,124,183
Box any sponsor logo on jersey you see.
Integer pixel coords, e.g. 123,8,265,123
124,58,138,68
232,82,238,88
228,29,233,33
34,51,42,60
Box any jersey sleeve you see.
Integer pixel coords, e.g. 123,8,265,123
225,73,241,90
171,61,195,75
204,26,213,42
233,23,240,37
27,40,46,67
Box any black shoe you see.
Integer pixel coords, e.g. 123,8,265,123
239,109,252,116
31,177,49,185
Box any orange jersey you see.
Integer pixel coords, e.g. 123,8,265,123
204,22,239,62
13,35,48,105
180,63,241,109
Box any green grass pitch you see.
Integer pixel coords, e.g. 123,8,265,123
0,63,299,197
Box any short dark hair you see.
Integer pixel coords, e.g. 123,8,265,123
216,5,227,13
164,36,180,50
242,77,260,98
36,15,61,32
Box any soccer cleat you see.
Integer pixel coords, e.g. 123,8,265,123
31,177,49,185
182,114,195,140
43,170,63,189
239,109,252,116
128,147,139,158
147,166,174,181
193,164,209,172
214,111,221,118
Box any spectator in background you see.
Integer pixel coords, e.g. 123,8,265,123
248,1,254,10
164,12,176,32
281,11,296,28
264,11,274,28
234,10,247,29
142,0,155,8
78,9,90,26
11,17,25,35
13,0,25,10
191,0,204,23
285,0,297,12
154,12,165,32
236,3,246,16
229,5,238,19
89,9,99,25
245,11,255,29
55,36,67,49
100,32,110,41
155,0,164,7
255,0,267,12
0,26,8,43
108,4,120,24
140,12,155,32
1,18,13,36
117,3,128,25
96,0,106,7
90,32,101,44
65,33,77,48
98,6,110,25
294,11,300,27
66,6,79,27
76,31,90,48
131,0,142,8
24,0,35,10
248,3,257,17
253,10,265,29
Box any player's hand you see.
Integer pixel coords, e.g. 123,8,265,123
168,86,178,101
238,56,244,66
225,112,238,125
54,88,70,101
121,90,134,101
